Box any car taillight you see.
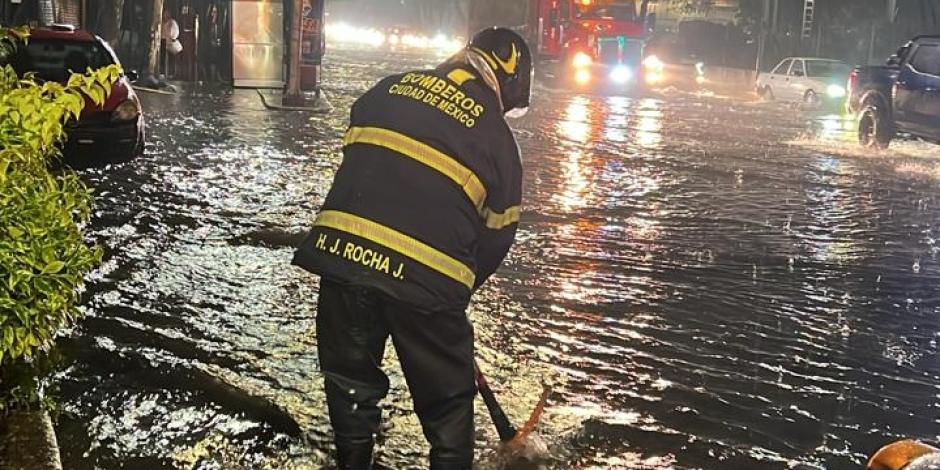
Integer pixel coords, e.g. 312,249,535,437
847,70,857,94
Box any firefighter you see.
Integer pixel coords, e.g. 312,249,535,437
292,27,533,469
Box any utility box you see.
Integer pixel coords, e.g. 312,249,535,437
300,0,324,91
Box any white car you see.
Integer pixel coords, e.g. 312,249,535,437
756,57,852,105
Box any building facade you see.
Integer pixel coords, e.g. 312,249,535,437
652,0,740,31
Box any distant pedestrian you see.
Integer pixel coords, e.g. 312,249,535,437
198,3,225,82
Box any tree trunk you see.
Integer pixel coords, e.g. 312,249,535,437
146,0,165,76
284,0,303,103
109,0,125,45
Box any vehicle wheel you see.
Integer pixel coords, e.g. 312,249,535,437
804,90,820,107
858,105,893,150
759,86,774,101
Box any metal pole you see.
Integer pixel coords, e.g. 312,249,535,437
815,20,822,56
771,0,779,33
756,0,770,72
284,0,302,102
147,0,165,77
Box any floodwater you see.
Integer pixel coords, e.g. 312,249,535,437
55,46,940,469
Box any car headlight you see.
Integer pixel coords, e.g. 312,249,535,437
827,84,846,98
643,54,665,72
112,98,141,123
573,52,593,69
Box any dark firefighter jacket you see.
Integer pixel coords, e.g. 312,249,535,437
292,62,523,313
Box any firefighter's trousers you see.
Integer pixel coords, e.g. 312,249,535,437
316,279,476,469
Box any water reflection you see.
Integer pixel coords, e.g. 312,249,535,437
635,98,663,149
558,96,592,144
554,98,597,212
604,96,630,143
556,150,592,212
815,113,856,142
801,155,863,264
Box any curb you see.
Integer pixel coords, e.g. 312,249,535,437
0,411,63,470
257,90,334,113
134,85,178,95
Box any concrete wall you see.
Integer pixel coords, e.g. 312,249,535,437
653,0,740,30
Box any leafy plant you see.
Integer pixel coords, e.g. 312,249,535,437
0,26,119,367
0,348,63,415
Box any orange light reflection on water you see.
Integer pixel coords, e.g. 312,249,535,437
636,98,663,149
554,98,596,211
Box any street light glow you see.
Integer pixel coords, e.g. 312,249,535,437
326,22,463,54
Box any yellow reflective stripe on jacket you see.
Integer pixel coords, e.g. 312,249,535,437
315,210,476,290
344,127,487,211
482,205,520,229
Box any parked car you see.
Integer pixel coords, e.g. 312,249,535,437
6,25,145,163
756,57,852,106
849,35,940,149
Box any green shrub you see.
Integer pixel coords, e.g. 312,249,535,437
0,26,121,367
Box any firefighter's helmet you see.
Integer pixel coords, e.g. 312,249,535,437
469,27,533,117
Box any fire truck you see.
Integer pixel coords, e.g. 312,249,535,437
527,0,659,89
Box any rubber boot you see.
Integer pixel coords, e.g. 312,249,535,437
429,455,472,470
336,439,374,470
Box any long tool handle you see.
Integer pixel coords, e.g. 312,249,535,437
475,364,518,442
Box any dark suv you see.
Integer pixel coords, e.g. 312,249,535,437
848,35,940,149
7,25,145,163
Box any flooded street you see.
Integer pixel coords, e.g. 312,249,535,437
56,47,940,469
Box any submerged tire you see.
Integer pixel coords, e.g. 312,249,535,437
858,105,893,150
804,89,820,107
759,86,774,101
